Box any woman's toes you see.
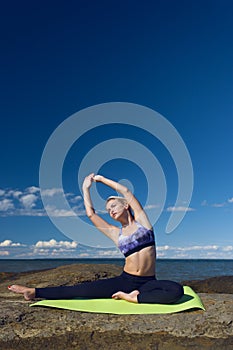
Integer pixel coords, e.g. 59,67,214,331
112,291,123,299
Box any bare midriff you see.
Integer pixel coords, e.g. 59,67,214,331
123,245,156,276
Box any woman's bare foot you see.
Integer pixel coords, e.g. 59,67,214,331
8,285,36,301
112,290,140,303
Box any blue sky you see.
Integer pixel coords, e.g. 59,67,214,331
0,0,232,259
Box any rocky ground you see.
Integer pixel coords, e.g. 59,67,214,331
0,264,233,350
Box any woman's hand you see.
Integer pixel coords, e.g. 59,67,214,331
93,174,104,182
82,173,95,190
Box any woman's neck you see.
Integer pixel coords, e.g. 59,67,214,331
120,215,134,228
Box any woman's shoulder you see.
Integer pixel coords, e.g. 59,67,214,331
134,218,153,231
133,208,153,229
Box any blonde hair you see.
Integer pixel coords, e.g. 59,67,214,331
106,196,127,205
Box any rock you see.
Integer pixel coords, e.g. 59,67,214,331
0,272,16,282
0,264,233,350
182,276,233,294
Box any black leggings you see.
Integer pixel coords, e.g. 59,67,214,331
35,271,184,304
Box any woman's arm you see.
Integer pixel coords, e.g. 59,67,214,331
82,174,119,244
82,173,95,218
94,175,152,229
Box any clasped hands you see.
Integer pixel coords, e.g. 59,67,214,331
82,173,103,190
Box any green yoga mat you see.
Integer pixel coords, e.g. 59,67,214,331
30,286,205,314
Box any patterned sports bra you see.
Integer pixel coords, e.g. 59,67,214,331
118,221,155,257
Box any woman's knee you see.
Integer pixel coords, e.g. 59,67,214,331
137,280,184,304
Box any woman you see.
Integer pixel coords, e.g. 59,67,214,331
8,173,184,304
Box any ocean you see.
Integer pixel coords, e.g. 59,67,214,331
0,259,233,282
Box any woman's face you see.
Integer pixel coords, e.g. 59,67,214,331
106,199,127,220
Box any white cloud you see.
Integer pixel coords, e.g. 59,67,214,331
33,248,50,256
0,251,9,256
69,195,83,203
222,246,233,252
19,194,38,209
0,240,22,247
0,199,14,211
0,186,85,217
155,244,226,258
34,239,78,249
6,190,23,198
33,239,79,257
44,205,76,217
1,239,233,259
157,245,170,251
78,253,90,257
0,240,12,247
145,204,161,210
93,249,122,257
166,206,195,212
11,190,23,198
201,198,233,208
204,197,233,208
26,186,40,194
177,245,219,251
41,188,63,197
212,202,226,208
